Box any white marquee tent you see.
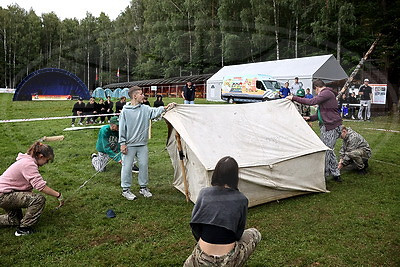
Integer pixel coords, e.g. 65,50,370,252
206,54,348,101
164,100,329,207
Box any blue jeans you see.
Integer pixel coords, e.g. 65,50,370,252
184,100,195,104
121,145,149,190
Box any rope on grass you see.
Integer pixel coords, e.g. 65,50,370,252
55,109,172,210
370,159,400,168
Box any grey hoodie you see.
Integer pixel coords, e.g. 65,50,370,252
119,103,165,146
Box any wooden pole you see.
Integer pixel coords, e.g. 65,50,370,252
338,33,381,98
175,132,190,202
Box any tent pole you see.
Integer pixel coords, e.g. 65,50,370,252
175,132,190,202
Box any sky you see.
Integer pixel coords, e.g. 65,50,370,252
0,0,132,20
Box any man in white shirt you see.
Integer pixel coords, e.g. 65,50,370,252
290,77,303,95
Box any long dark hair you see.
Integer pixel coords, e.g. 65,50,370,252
211,156,239,190
27,141,54,162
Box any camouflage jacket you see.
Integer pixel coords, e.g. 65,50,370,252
340,128,371,158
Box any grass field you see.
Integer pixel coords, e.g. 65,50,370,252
0,94,399,266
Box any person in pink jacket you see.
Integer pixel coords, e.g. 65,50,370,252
0,141,64,236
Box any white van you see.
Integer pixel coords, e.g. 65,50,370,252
221,74,281,103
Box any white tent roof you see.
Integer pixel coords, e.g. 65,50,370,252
208,54,348,82
164,100,328,170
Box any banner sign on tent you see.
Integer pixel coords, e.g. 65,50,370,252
151,86,157,91
370,84,387,104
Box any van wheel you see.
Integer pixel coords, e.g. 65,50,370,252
228,97,234,104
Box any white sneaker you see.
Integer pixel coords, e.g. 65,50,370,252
79,122,83,126
139,188,153,198
71,124,75,127
122,190,137,200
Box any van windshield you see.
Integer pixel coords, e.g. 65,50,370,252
263,80,281,90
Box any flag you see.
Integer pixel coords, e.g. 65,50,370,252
116,68,120,77
95,68,99,81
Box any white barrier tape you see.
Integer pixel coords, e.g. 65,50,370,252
364,128,400,133
0,113,120,124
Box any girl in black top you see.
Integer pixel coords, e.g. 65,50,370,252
105,96,114,121
97,99,107,123
153,95,165,107
184,156,261,266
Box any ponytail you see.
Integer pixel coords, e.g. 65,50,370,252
27,141,54,162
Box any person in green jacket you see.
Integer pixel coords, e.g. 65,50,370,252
91,116,139,172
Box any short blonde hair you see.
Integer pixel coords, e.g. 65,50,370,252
128,86,142,98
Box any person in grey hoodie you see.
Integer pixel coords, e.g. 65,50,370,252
119,86,176,200
287,79,343,182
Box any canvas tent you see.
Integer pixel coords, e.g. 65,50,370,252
164,100,329,207
206,54,348,101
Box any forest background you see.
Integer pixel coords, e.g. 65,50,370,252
0,0,399,104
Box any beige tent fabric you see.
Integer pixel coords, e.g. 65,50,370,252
164,100,329,207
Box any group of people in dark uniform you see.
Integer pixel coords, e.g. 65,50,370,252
71,95,165,127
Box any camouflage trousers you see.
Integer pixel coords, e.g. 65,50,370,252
0,191,46,228
184,228,261,267
342,149,370,169
320,125,342,177
92,152,110,172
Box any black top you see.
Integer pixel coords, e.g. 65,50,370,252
72,102,85,112
115,101,125,113
199,224,236,244
105,100,113,112
359,85,372,100
182,85,196,101
348,95,359,104
153,100,164,107
190,186,248,243
96,103,107,113
85,102,96,113
143,100,151,106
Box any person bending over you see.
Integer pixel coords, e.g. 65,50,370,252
338,126,371,174
92,116,139,172
184,156,261,266
0,142,63,236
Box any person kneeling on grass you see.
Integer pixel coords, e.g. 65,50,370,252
119,86,176,200
184,156,261,267
0,142,64,236
92,116,139,172
338,126,371,175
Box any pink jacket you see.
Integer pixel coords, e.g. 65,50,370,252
0,153,47,193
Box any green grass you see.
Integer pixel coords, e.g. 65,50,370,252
0,94,399,266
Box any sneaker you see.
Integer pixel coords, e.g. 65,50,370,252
139,187,153,198
15,226,34,236
122,190,137,200
333,175,343,182
132,165,139,173
71,124,75,127
91,153,97,159
79,122,83,126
